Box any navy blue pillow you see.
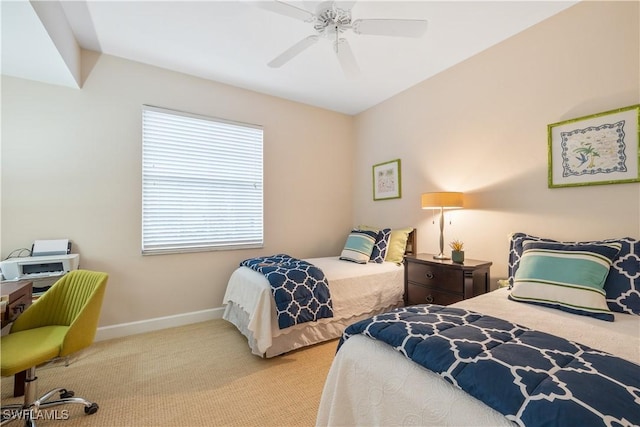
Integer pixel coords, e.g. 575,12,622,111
369,228,391,263
606,237,640,314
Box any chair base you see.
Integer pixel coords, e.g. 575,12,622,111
1,367,98,426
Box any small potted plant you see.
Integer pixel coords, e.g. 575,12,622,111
449,239,464,263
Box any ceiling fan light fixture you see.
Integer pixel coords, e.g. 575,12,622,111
314,4,351,34
260,1,428,76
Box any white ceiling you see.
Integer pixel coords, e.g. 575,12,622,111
2,0,578,115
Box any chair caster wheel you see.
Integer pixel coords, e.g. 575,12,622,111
60,389,74,399
85,403,99,415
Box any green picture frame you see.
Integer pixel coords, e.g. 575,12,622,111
548,104,640,188
372,159,401,201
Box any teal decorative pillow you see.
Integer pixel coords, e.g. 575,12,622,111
369,228,391,263
340,230,378,264
508,232,640,315
509,241,622,321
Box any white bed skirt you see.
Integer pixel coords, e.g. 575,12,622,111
224,300,401,358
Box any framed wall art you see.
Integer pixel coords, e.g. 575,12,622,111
373,159,401,201
548,104,640,188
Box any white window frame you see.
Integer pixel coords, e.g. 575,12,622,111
142,105,263,255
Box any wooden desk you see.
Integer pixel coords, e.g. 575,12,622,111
1,280,33,327
1,280,33,397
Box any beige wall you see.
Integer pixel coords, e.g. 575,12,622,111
1,53,355,327
353,1,640,285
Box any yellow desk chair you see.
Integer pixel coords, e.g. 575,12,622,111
1,270,108,426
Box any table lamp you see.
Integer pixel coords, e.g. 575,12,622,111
421,192,464,260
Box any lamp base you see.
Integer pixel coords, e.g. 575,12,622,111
433,253,450,260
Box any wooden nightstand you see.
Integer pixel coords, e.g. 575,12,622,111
404,254,492,306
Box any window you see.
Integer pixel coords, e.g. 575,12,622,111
142,106,263,255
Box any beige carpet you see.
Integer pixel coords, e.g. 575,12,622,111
1,320,338,426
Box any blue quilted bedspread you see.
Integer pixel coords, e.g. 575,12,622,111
341,305,640,426
241,254,333,329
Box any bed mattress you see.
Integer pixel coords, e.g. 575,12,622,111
223,257,404,357
316,287,640,426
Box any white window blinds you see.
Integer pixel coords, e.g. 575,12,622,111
142,106,263,255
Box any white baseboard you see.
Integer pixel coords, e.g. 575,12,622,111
95,307,225,342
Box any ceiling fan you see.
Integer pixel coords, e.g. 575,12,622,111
257,1,428,78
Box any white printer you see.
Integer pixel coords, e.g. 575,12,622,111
0,254,80,281
0,239,79,281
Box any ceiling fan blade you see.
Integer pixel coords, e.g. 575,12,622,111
268,35,319,68
335,38,359,79
253,1,315,22
352,19,428,37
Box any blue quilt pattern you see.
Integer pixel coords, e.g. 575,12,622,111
341,305,640,426
241,254,333,329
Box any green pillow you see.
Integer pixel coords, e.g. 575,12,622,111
357,225,379,232
385,227,413,264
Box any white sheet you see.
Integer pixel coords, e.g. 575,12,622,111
222,257,404,356
316,288,640,426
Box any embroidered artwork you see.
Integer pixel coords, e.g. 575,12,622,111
548,105,639,187
560,120,627,177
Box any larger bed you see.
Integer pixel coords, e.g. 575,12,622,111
223,228,416,357
316,233,640,426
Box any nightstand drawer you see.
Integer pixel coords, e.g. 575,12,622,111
406,263,463,293
406,283,462,306
403,254,492,307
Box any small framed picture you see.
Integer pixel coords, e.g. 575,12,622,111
548,105,640,188
372,159,401,201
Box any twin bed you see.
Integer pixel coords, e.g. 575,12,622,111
316,287,640,426
317,232,640,426
223,228,416,357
